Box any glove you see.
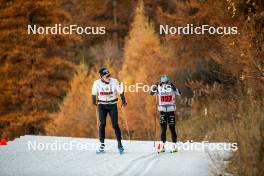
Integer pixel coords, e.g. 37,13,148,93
92,95,97,106
150,83,159,96
120,93,127,107
179,89,182,95
121,100,127,107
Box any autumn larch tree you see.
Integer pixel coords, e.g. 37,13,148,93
0,0,80,139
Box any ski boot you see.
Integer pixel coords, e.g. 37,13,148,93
96,143,105,154
170,143,178,153
157,142,165,154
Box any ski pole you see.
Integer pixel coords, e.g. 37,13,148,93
154,95,158,148
95,107,100,142
122,108,131,142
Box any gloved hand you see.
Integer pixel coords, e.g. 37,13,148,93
121,100,127,107
120,93,127,107
92,95,97,106
153,83,159,91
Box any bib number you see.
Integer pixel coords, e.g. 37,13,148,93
160,95,173,102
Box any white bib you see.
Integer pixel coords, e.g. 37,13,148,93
157,84,176,107
92,78,123,104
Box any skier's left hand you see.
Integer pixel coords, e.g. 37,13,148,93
121,101,127,108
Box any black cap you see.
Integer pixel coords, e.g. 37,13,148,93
99,68,110,77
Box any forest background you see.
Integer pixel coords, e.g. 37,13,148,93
0,0,263,175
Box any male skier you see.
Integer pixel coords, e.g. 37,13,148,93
150,75,181,153
92,68,127,154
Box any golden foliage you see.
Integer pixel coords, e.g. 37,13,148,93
0,0,263,174
119,1,174,139
46,62,97,137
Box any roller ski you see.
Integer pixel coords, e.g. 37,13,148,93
170,143,178,153
96,143,105,154
157,143,166,154
170,148,178,153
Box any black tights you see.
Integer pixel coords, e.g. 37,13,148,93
160,123,177,143
160,111,177,143
98,104,122,146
